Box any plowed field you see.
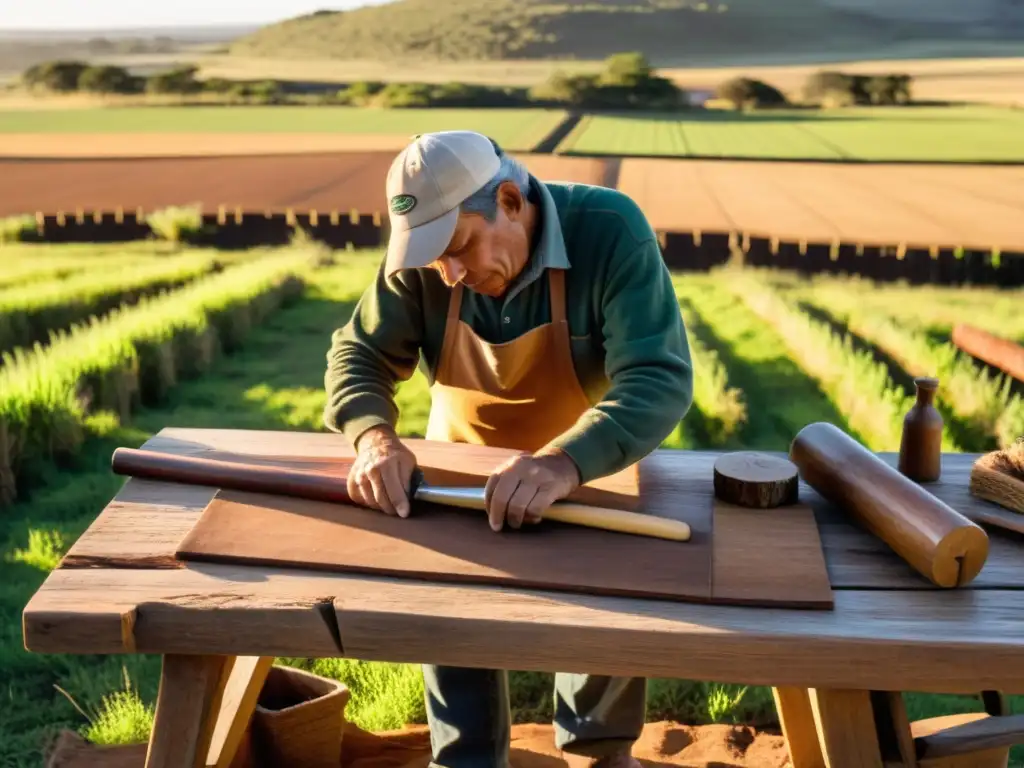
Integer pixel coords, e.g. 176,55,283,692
3,139,1022,251
0,152,612,216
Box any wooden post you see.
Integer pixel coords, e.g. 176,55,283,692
330,210,339,226
349,208,360,225
808,688,884,767
772,688,826,768
145,655,232,768
310,210,319,228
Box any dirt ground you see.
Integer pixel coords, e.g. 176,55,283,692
2,134,1021,251
44,721,791,768
618,158,1024,250
0,150,613,217
0,133,414,157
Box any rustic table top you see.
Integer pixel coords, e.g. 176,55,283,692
22,427,1024,694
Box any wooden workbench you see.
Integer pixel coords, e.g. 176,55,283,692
21,427,1024,768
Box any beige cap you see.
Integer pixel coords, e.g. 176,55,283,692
383,130,502,277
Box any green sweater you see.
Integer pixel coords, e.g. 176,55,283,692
323,177,694,484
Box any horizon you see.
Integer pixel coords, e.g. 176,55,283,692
0,0,392,32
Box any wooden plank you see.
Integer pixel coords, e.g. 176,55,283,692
62,429,1024,591
713,502,833,608
23,564,1024,693
23,564,345,657
174,482,715,604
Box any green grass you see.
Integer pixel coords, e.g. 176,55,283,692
558,105,1024,162
0,242,193,291
3,254,1024,765
0,248,250,356
0,106,568,151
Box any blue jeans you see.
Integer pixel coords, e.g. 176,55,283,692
422,664,646,768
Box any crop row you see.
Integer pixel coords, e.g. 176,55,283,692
792,285,1024,450
0,246,326,505
675,297,747,447
0,250,255,357
0,244,173,290
729,277,962,453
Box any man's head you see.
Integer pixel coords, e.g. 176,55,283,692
383,130,538,298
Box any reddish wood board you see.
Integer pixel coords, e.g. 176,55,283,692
173,449,834,609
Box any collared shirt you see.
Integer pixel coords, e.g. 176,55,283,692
324,176,694,483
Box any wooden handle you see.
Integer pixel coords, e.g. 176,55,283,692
789,422,989,588
543,501,691,542
112,447,356,504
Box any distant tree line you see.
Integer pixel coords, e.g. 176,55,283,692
802,71,913,107
19,56,914,111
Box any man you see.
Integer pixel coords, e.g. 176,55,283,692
323,130,694,768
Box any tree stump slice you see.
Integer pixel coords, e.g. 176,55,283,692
713,452,799,509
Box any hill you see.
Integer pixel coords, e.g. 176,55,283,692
227,0,1024,66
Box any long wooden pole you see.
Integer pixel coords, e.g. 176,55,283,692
111,448,691,542
952,324,1024,384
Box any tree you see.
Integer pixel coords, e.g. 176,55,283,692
146,65,201,94
716,77,786,109
78,65,138,94
22,60,88,92
598,52,653,87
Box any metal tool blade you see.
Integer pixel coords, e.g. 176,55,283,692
413,484,487,511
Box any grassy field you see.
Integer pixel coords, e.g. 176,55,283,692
558,105,1024,161
2,245,1024,765
0,106,567,151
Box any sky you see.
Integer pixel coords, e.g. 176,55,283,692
0,0,392,30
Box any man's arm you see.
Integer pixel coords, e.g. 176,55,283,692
323,261,425,449
544,236,694,483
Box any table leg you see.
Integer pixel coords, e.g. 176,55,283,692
206,656,275,768
145,654,232,768
773,687,826,768
808,688,885,768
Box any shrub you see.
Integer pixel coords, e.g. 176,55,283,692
803,70,913,106
22,60,89,92
145,65,202,95
144,204,205,243
77,65,141,94
0,215,37,244
716,77,786,109
530,52,685,110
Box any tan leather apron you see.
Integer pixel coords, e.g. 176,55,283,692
425,268,591,452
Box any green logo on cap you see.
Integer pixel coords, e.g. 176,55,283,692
390,194,417,216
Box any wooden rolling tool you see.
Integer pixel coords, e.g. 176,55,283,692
713,451,799,508
111,447,691,542
789,422,989,588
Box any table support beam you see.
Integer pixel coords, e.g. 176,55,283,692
773,687,826,768
143,654,239,768
809,688,885,768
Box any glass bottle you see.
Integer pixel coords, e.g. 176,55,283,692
898,377,943,482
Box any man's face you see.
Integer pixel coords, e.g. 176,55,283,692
428,181,531,298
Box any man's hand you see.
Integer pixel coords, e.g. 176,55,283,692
349,425,417,518
484,450,581,532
